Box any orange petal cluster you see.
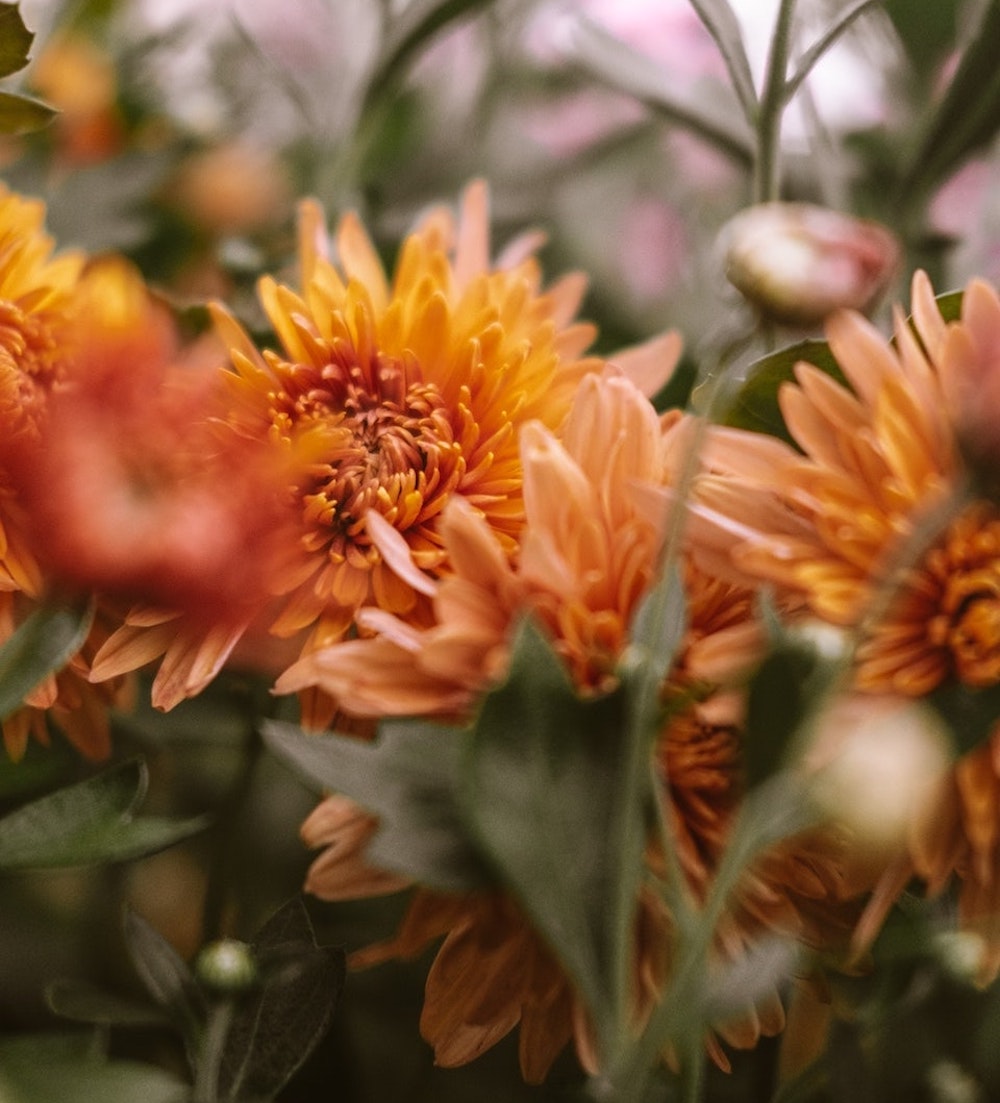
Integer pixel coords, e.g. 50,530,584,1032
281,369,858,1080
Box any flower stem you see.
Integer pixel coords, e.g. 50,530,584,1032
754,0,798,203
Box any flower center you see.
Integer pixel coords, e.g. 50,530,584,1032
926,505,1000,686
277,354,465,566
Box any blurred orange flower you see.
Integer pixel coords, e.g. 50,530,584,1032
690,271,1000,977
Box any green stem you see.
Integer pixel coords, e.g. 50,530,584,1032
753,0,798,203
193,999,235,1103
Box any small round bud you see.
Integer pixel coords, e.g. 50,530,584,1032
720,202,900,327
805,696,951,865
195,939,259,995
934,930,987,984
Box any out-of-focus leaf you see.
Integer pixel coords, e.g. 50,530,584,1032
0,1033,188,1103
687,0,758,121
0,90,55,133
565,16,754,166
363,0,496,113
0,760,210,869
0,600,94,722
883,0,960,80
218,896,345,1102
925,681,1000,759
899,0,1000,204
722,338,843,443
124,908,205,1056
0,3,34,78
47,978,172,1028
459,617,640,1055
262,717,490,891
704,934,799,1022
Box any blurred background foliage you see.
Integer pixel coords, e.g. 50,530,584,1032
3,0,1000,1100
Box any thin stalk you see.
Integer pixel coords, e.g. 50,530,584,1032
753,0,798,203
192,999,236,1103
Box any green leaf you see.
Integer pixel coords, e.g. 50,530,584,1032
0,90,55,134
218,896,346,1102
262,717,490,891
0,1033,189,1103
882,0,960,86
362,0,496,115
687,0,758,122
742,597,847,788
0,600,95,723
123,908,206,1043
722,338,844,443
47,978,172,1028
925,681,1000,759
459,617,639,1056
0,3,34,79
898,0,1000,205
0,759,210,870
566,16,754,166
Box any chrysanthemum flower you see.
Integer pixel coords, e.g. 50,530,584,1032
92,181,673,716
279,370,856,1080
687,271,1000,977
0,187,138,761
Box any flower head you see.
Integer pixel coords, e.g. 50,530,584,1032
92,181,673,715
690,271,1000,974
280,370,856,1079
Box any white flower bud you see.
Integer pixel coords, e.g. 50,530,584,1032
195,939,259,995
805,696,951,864
721,202,900,327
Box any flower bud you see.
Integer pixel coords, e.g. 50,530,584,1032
805,696,951,865
721,202,900,327
194,939,259,995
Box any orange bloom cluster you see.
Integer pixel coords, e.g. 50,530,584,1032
689,272,1000,979
8,171,1000,1087
279,371,859,1079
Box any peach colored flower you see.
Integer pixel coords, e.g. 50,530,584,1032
689,271,1000,978
281,370,857,1080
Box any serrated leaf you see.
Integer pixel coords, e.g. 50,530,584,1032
262,717,490,891
47,978,172,1028
899,0,1000,203
0,3,34,79
0,600,95,722
218,896,345,1102
722,338,844,443
565,16,754,166
0,1033,188,1103
0,759,210,869
459,617,641,1055
0,90,55,134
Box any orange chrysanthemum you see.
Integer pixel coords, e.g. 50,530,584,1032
91,181,675,716
0,187,137,761
689,271,1000,977
280,370,856,1080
